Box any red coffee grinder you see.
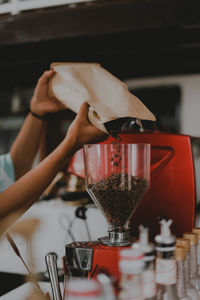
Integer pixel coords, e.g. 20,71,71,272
65,132,196,284
65,142,151,283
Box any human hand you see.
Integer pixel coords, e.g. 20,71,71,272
66,102,108,151
30,70,66,117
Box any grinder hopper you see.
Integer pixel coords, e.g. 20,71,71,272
84,143,150,246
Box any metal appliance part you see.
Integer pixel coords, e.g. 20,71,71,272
45,252,62,300
65,242,94,277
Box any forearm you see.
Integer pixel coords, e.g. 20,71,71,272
10,113,45,180
0,137,75,219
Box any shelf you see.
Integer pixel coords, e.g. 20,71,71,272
1,0,200,46
0,0,94,15
1,0,200,85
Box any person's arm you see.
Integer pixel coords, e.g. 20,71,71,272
10,70,65,180
1,137,73,218
0,102,107,222
10,115,45,180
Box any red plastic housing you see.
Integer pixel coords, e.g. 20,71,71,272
88,242,130,292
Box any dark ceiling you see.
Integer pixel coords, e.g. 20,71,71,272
1,0,200,87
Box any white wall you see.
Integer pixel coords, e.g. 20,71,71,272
125,74,200,137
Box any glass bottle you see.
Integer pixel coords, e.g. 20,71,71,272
175,246,192,299
119,248,145,300
155,219,179,300
176,238,200,300
96,272,116,300
64,278,104,300
133,225,156,300
192,228,200,276
183,233,200,293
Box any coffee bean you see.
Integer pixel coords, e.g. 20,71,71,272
88,173,148,229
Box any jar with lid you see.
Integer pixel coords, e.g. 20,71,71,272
183,232,200,292
192,228,200,276
176,238,199,300
175,246,192,299
119,248,145,300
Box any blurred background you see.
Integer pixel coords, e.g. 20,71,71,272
1,0,200,151
1,0,200,298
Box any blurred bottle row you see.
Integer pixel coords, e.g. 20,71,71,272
64,220,200,300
